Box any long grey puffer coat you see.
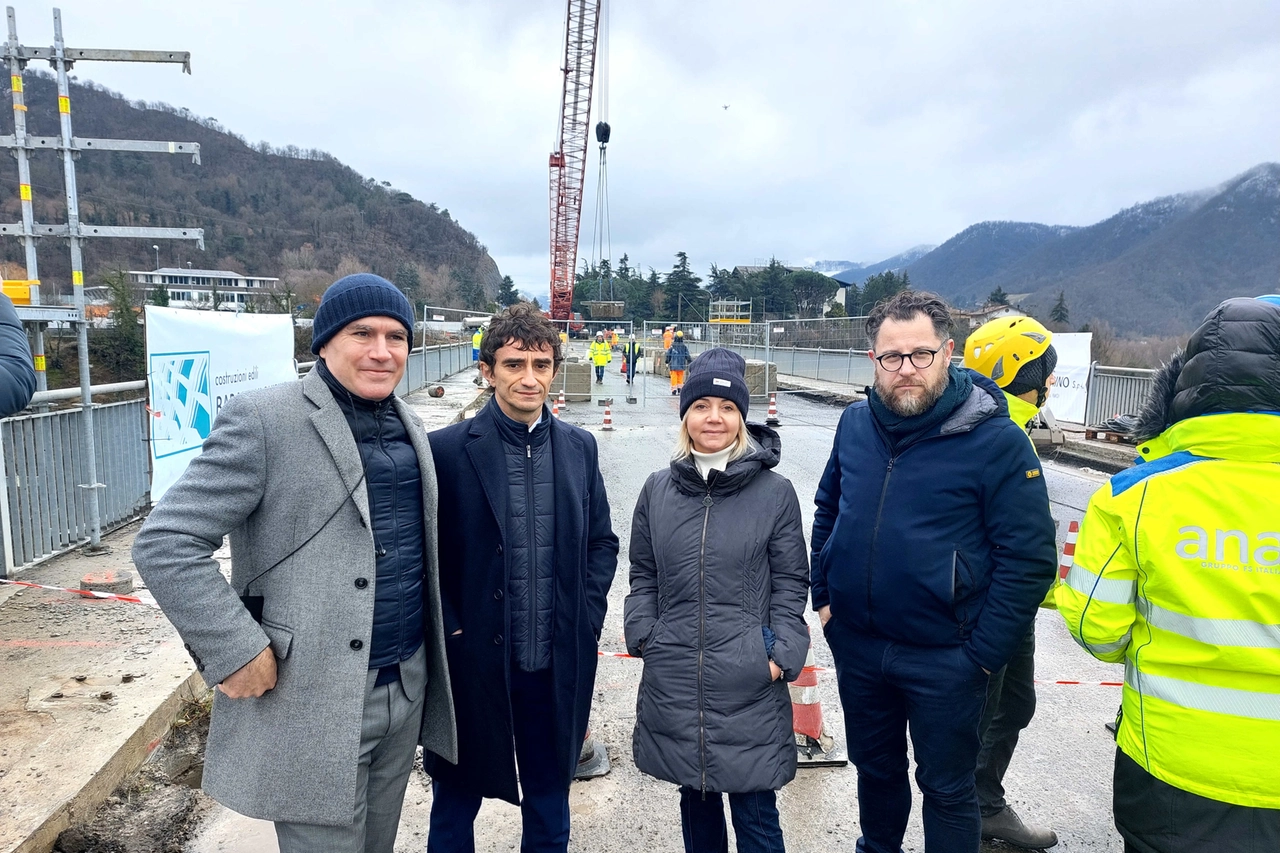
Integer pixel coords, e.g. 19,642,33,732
624,423,810,793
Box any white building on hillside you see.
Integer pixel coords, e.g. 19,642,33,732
102,268,283,310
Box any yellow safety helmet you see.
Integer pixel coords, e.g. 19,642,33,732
963,316,1052,388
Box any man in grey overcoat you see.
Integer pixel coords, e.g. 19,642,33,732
133,274,456,853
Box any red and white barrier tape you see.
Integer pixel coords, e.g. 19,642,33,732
0,577,158,607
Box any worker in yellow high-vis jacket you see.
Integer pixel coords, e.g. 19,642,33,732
1056,295,1280,853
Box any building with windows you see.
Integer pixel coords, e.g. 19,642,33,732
87,268,283,310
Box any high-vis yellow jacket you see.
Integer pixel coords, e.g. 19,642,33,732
589,340,613,367
1055,412,1280,808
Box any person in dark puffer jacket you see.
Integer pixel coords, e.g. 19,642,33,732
625,347,810,853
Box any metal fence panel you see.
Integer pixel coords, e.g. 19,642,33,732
1084,365,1156,426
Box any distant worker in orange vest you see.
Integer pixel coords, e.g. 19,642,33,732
663,326,674,351
665,331,691,395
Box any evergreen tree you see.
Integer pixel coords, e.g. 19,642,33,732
757,258,795,319
102,270,144,378
843,282,862,316
860,270,910,313
790,269,839,318
149,283,170,307
394,262,421,297
497,275,520,307
451,267,485,310
987,285,1010,306
1050,290,1070,324
707,263,736,300
663,252,705,320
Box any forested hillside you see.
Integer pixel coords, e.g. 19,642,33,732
0,72,501,308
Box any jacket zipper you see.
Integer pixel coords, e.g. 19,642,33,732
697,480,713,795
374,402,406,654
525,440,536,671
865,456,894,634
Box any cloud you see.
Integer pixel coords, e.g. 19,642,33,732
28,0,1280,297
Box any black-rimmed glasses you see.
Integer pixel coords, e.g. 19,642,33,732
873,344,946,372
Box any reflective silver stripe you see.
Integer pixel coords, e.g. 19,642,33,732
1139,598,1280,650
1063,562,1136,605
1075,630,1131,656
1126,660,1280,722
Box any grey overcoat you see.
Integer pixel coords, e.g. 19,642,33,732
131,369,457,826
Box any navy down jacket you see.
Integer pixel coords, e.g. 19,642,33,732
810,372,1056,674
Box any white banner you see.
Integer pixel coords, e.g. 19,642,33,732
145,307,296,502
1047,332,1092,424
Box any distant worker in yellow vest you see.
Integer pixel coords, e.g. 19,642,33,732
1056,295,1280,853
589,332,613,384
962,316,1060,850
472,326,485,386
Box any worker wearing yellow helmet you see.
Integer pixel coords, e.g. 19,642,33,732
961,315,1059,850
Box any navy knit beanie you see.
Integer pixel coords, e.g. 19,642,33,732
310,274,415,354
679,347,750,419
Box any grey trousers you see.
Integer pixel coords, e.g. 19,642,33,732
275,643,427,853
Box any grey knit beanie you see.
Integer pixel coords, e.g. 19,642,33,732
310,273,414,354
679,347,750,418
1004,343,1059,398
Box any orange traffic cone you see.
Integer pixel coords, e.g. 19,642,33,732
791,629,846,767
552,396,561,419
601,403,614,431
766,392,780,426
1059,520,1079,580
558,388,568,410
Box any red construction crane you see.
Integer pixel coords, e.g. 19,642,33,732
548,0,603,323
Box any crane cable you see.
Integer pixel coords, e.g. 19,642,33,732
588,0,612,301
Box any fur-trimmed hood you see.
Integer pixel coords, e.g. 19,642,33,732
1133,298,1280,442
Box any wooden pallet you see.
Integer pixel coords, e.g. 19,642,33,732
1085,428,1136,445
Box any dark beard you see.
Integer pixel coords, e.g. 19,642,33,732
874,368,949,417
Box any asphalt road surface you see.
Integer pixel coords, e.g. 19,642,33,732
191,360,1126,852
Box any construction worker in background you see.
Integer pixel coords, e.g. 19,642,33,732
622,334,643,385
472,326,484,386
589,331,613,384
665,330,691,395
1057,295,1280,853
608,328,619,349
663,325,674,351
962,316,1060,850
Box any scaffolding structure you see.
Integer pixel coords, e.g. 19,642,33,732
0,6,204,546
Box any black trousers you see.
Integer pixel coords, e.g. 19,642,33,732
1114,748,1280,853
974,626,1037,814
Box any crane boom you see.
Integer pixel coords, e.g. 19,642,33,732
548,0,602,321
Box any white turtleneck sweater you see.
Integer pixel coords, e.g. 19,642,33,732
691,446,734,481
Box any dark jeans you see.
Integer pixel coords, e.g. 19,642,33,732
595,365,605,381
825,619,989,853
679,787,785,853
427,669,570,853
1114,748,1280,853
975,626,1037,814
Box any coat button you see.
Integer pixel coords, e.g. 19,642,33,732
493,634,503,645
496,544,503,555
493,589,503,600
350,639,364,650
197,662,205,672
354,577,369,589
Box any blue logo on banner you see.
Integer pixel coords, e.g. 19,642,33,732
149,351,213,459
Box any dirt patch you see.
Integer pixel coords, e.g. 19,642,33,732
54,694,214,853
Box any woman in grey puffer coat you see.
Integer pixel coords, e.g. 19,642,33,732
624,348,809,853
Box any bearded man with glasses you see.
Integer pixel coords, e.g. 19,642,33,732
810,290,1057,853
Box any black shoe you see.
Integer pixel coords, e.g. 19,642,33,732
981,807,1057,849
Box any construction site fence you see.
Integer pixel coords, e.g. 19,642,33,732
1083,365,1157,427
2,341,473,577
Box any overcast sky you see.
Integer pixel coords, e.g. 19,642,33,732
20,0,1280,300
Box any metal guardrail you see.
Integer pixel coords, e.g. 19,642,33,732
0,398,149,574
1084,364,1157,426
0,341,474,576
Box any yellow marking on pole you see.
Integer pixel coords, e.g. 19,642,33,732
33,355,45,372
12,103,25,112
58,96,70,114
19,184,30,201
10,76,22,92
72,270,83,286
